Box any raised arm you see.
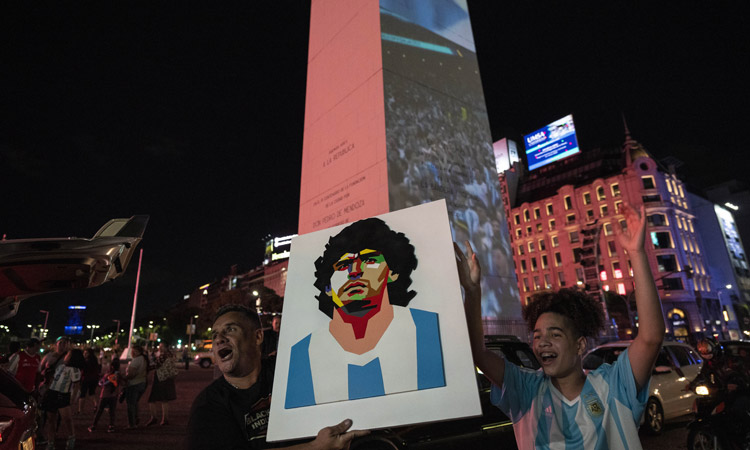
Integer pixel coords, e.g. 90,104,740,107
455,241,506,388
615,204,665,391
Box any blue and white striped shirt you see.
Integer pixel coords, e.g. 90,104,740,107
491,348,648,449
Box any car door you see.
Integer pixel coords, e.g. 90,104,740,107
661,344,698,419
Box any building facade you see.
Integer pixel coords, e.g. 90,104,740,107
500,131,714,342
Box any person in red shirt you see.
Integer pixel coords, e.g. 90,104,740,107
8,338,42,393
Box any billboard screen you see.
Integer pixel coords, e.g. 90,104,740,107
493,138,519,174
523,114,580,171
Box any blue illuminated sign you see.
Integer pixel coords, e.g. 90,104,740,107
524,115,580,171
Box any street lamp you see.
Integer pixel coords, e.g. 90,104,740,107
40,310,50,340
86,324,100,344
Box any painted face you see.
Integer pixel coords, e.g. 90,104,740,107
532,312,586,380
211,312,262,379
327,249,398,313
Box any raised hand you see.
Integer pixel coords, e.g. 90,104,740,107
454,240,481,298
614,203,646,254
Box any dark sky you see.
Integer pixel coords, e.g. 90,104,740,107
2,2,748,336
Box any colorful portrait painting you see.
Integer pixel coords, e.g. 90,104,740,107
268,200,480,441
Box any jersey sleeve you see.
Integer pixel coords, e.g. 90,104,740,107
603,347,649,423
489,361,541,422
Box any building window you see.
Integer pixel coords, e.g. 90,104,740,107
533,276,540,290
531,257,538,271
521,260,527,273
617,283,626,295
534,207,541,219
536,223,543,232
603,223,613,236
542,255,548,269
614,201,622,213
514,214,520,225
567,214,576,224
528,242,535,253
688,219,694,233
651,231,673,249
619,219,628,231
643,194,661,203
662,278,684,291
642,176,656,190
549,219,556,230
576,268,585,284
608,241,617,256
546,203,554,215
526,226,532,236
524,209,530,222
583,192,591,205
612,261,623,279
523,278,529,292
647,213,668,227
597,186,606,201
586,210,594,220
611,183,621,197
656,254,678,272
558,271,566,287
564,195,572,210
516,228,522,238
569,231,579,243
518,245,524,255
555,252,562,266
544,274,552,289
678,184,685,198
539,239,546,251
600,205,608,217
551,235,560,247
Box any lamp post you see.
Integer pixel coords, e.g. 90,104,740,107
87,324,100,344
112,319,121,346
40,310,49,340
187,315,199,350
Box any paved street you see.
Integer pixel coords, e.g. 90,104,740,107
54,366,690,449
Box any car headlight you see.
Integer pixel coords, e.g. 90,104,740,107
694,385,709,396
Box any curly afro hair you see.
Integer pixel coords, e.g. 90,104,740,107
522,288,605,338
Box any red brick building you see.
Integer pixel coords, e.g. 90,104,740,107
499,129,712,341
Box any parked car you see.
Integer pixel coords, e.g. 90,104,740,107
582,340,703,435
194,340,213,368
0,215,149,320
351,335,538,450
0,367,37,450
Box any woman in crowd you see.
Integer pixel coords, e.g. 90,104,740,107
124,345,148,429
145,341,177,426
77,348,100,414
42,348,85,450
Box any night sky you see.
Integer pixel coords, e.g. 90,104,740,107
2,2,748,336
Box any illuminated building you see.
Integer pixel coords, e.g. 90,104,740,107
499,124,711,340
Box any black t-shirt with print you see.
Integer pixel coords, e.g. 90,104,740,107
186,358,278,450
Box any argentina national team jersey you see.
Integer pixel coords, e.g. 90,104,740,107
491,348,648,450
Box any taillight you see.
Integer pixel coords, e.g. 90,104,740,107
712,402,725,415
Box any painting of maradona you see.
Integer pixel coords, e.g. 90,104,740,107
267,200,481,441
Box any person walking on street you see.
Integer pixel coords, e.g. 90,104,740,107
88,358,121,433
41,348,84,450
77,348,100,414
124,345,148,429
145,342,177,426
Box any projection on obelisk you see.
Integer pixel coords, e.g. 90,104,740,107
298,0,519,319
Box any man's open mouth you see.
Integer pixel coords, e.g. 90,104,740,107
217,348,233,361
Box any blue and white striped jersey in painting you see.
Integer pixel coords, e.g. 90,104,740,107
491,348,648,450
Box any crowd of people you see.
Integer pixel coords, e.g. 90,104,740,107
3,337,179,450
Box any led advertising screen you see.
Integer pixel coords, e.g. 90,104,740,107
523,114,580,171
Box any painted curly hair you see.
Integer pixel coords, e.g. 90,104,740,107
522,288,606,338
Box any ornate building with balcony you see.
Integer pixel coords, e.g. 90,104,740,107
499,127,712,341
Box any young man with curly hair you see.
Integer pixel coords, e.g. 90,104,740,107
457,203,664,449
